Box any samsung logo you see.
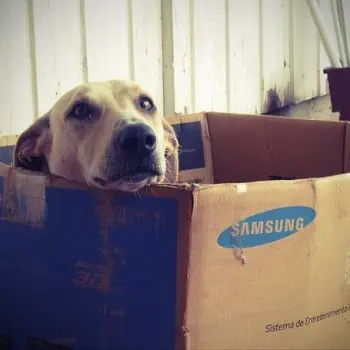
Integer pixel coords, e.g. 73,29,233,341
231,217,305,236
217,206,316,248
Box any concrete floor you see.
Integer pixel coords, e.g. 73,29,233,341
266,94,340,122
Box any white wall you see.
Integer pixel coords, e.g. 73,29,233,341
0,0,349,135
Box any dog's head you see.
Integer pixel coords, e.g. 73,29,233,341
14,79,179,192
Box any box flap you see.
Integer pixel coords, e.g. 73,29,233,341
206,112,346,183
167,113,214,184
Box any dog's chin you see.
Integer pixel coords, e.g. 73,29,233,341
89,173,161,192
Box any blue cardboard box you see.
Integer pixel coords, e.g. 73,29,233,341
0,160,192,350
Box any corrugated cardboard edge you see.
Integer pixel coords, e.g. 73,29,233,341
180,186,204,350
167,113,214,184
172,185,197,350
343,122,350,173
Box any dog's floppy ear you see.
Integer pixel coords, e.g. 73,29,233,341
162,118,179,183
13,113,52,173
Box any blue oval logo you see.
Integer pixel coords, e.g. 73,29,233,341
217,206,316,249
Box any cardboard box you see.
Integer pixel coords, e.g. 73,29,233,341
0,112,350,350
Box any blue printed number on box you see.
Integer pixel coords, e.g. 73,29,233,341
0,185,178,350
217,206,316,249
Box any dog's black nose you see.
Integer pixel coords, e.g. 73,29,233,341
118,123,157,155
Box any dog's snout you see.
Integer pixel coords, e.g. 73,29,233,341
118,123,157,155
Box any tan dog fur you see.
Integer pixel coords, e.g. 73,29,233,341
13,79,179,192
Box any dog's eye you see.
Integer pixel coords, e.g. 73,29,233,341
138,95,156,113
71,103,93,120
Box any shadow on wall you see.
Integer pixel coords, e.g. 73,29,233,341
263,87,294,114
264,91,339,121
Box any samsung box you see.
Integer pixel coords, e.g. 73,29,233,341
0,112,350,350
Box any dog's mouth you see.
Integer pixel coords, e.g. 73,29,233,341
92,166,161,189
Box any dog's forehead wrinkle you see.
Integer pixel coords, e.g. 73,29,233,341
108,80,155,105
109,79,141,93
50,80,155,122
69,87,107,110
51,83,111,117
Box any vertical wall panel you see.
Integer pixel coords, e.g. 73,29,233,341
292,0,318,103
161,0,175,116
228,0,260,114
341,0,350,66
84,0,130,82
32,0,84,116
131,0,164,114
0,0,34,135
261,0,291,112
193,0,227,112
172,0,192,114
318,0,338,95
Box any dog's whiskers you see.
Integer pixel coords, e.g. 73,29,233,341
144,183,155,197
134,191,142,201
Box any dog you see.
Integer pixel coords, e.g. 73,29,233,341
13,79,179,192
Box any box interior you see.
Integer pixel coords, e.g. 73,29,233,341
205,112,346,184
